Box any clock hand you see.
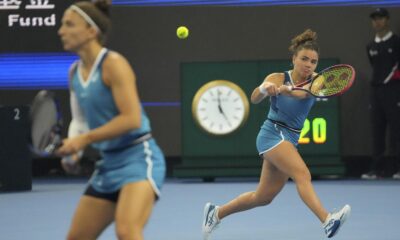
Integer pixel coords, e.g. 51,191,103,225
217,89,231,126
219,105,231,126
221,111,231,126
218,105,223,113
217,89,223,114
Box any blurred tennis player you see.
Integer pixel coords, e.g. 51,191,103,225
57,1,166,239
203,29,350,239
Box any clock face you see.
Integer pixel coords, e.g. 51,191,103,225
192,80,249,135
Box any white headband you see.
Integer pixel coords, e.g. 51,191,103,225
69,5,101,33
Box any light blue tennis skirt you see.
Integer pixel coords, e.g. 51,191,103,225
256,120,300,155
89,138,166,198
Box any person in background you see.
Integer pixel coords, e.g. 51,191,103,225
362,8,400,180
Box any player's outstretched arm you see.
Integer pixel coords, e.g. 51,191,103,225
251,73,283,104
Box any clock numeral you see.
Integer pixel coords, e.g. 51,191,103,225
199,108,206,111
209,91,214,97
235,107,242,111
219,124,223,130
233,97,239,102
202,116,208,121
209,122,214,129
202,99,208,103
227,90,232,96
233,116,240,120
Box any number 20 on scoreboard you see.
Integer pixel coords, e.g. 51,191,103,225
298,118,327,144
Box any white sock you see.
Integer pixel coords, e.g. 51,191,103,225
323,213,332,226
214,206,221,222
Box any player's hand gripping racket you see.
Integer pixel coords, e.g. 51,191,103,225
30,90,63,156
289,64,355,98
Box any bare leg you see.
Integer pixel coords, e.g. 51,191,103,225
218,157,289,220
265,141,328,223
66,196,115,240
115,180,155,240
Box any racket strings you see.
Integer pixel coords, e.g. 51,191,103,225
310,67,353,97
30,90,63,156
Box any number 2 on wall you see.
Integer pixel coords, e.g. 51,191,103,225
14,108,20,120
298,118,327,144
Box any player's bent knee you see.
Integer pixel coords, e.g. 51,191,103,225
254,193,273,206
257,197,273,206
116,223,143,240
292,169,312,183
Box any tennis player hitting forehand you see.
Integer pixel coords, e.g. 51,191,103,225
203,29,351,239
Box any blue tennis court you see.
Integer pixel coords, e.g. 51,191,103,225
1,178,399,240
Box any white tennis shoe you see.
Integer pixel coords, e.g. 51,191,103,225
323,204,351,238
202,202,220,240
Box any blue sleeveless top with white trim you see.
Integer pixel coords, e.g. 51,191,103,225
71,48,151,151
267,71,315,130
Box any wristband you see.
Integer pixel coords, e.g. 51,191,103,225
259,84,268,95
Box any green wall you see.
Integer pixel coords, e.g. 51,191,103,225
177,59,343,178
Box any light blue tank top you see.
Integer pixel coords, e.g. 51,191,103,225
267,71,315,130
71,48,151,151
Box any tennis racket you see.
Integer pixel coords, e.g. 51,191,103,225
289,64,355,98
30,90,63,156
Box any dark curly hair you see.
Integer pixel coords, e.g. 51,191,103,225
289,29,319,55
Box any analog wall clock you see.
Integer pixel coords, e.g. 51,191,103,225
192,80,250,135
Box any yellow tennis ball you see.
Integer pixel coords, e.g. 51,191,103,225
177,26,189,39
